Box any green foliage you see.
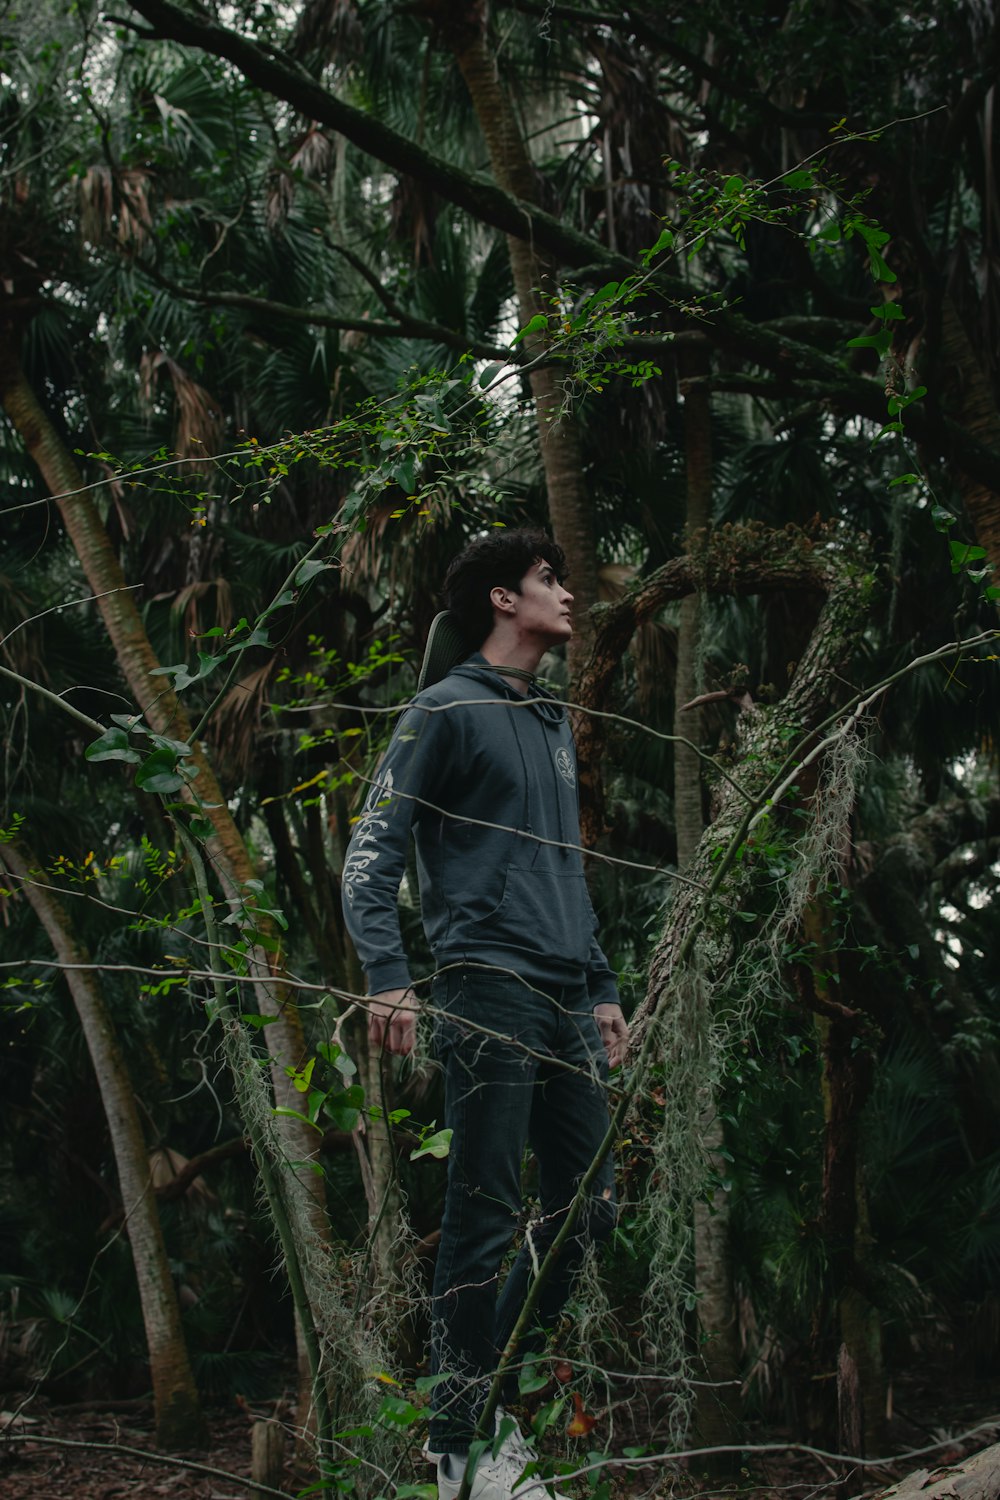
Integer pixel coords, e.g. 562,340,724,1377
3,0,1000,1479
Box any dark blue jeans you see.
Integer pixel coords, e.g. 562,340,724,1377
427,967,616,1455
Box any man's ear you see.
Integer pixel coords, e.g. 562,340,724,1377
489,584,516,616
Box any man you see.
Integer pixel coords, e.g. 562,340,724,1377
341,529,627,1500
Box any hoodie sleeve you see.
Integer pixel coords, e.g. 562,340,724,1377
580,880,619,1006
586,933,621,1008
341,702,449,994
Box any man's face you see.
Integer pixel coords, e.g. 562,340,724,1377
511,558,574,644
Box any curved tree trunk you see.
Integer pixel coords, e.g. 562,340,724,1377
3,842,206,1452
674,347,742,1454
0,339,331,1433
620,538,871,1438
427,0,600,674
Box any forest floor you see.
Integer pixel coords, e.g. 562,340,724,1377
1,1365,999,1500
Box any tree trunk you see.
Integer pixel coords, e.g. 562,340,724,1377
692,1109,742,1457
804,896,883,1457
428,0,600,674
621,537,873,1439
937,295,1000,573
357,1040,404,1280
674,342,711,869
632,540,869,1044
2,842,206,1452
674,345,741,1453
0,338,333,1435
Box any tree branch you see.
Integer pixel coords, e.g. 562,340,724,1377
120,0,1000,490
138,266,517,362
574,523,840,846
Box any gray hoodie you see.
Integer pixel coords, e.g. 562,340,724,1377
341,654,618,1006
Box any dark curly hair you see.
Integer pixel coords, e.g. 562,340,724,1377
443,528,567,647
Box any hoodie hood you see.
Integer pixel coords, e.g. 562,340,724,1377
449,654,567,727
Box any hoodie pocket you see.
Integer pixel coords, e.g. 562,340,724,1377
440,822,513,923
474,863,591,961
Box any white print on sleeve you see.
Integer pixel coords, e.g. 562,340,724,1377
343,767,395,903
554,746,576,787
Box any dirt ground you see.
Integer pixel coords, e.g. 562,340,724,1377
1,1374,999,1500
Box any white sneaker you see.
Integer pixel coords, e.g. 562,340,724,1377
424,1406,526,1466
494,1412,537,1467
435,1445,569,1500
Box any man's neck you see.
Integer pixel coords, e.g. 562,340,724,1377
479,634,545,693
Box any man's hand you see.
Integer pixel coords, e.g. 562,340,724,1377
594,1002,629,1069
368,988,419,1056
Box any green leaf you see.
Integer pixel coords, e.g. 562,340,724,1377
478,363,504,389
85,727,142,765
984,585,1000,601
410,1126,453,1161
949,540,988,568
888,473,921,487
871,302,905,321
273,1105,322,1132
134,746,186,794
586,281,620,307
931,504,956,530
869,248,897,282
855,223,890,250
148,651,220,691
723,173,743,197
324,1083,365,1132
817,220,841,241
393,458,416,494
782,169,813,190
640,226,674,265
511,312,548,346
887,385,927,416
260,589,295,619
846,330,892,356
287,1056,316,1094
377,1395,423,1426
147,733,194,757
295,558,330,585
518,1359,549,1395
414,1373,453,1394
333,1049,357,1080
240,1012,279,1029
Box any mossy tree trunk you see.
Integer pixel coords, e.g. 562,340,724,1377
3,841,207,1452
674,345,742,1453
